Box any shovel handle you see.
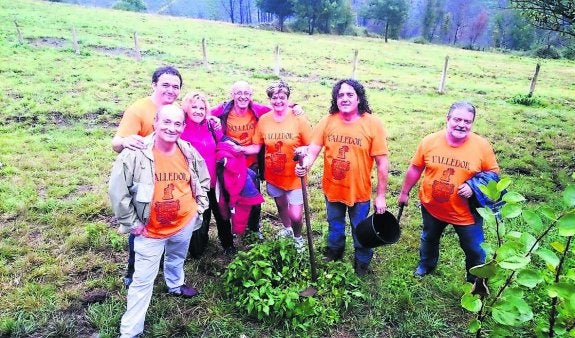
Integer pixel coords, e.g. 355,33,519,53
293,153,318,282
397,202,406,224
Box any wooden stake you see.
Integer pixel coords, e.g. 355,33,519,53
438,55,449,94
14,20,24,44
71,27,80,54
274,45,280,77
351,49,359,80
133,32,142,61
202,38,209,70
528,63,540,98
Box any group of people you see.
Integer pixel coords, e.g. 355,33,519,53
108,65,500,338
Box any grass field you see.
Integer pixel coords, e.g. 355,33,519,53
1,0,574,337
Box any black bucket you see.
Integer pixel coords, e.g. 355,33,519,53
356,211,400,248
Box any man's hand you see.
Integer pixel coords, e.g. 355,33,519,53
122,135,145,151
457,183,473,199
130,222,147,236
374,195,387,214
398,191,409,206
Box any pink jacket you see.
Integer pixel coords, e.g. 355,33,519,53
215,142,264,235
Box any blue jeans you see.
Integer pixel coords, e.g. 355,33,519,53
418,206,485,282
325,199,372,265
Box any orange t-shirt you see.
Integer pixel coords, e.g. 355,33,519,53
146,147,198,238
252,110,312,190
412,130,499,225
115,97,157,138
311,113,388,206
225,109,259,167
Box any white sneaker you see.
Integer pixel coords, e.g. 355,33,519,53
294,236,305,253
277,227,294,238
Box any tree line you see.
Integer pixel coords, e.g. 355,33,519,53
64,0,575,58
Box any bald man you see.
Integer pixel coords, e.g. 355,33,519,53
109,105,210,337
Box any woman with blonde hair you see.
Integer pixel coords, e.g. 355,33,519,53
180,92,236,256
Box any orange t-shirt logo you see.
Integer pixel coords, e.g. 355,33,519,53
431,168,455,203
154,183,181,224
270,141,287,173
331,145,351,180
146,148,197,238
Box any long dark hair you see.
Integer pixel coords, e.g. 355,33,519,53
329,79,371,115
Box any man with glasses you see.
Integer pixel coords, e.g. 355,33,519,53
211,81,271,239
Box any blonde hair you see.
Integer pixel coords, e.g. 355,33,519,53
181,91,211,119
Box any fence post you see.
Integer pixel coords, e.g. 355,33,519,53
71,27,80,54
274,45,280,77
351,49,359,80
133,32,142,61
202,38,209,70
14,20,24,44
528,63,540,98
438,55,449,94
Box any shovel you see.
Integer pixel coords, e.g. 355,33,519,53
294,153,318,297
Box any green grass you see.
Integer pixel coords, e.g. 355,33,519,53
1,0,574,337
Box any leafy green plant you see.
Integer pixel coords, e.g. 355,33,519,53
507,93,544,106
461,175,575,337
224,238,364,333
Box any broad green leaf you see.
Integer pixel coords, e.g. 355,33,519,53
519,232,538,253
470,260,499,278
497,177,512,191
566,294,575,313
540,207,557,220
492,297,533,326
547,282,575,299
557,213,575,237
499,255,530,270
500,203,522,219
504,286,525,298
468,319,481,333
522,209,543,231
516,268,543,288
563,185,575,207
476,207,495,224
479,180,500,201
535,248,559,268
550,241,565,253
502,191,525,203
496,241,523,261
461,293,482,312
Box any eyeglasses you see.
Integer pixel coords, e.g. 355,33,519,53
233,91,252,96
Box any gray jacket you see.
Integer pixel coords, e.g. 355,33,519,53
108,133,210,234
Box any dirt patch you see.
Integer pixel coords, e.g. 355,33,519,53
365,79,399,91
83,289,110,305
28,36,68,48
49,111,70,127
90,45,137,58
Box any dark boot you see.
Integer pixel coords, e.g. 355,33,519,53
323,247,343,262
354,259,370,277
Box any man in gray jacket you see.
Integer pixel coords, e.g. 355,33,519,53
109,104,210,338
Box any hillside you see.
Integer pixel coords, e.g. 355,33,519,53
1,0,574,337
